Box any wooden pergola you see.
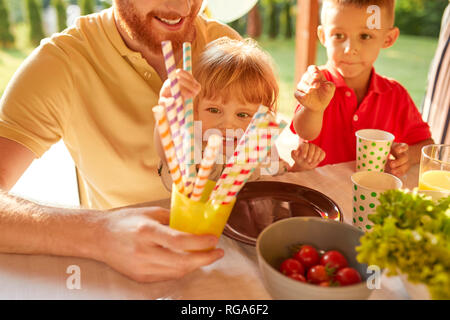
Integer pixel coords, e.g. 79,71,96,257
295,0,320,83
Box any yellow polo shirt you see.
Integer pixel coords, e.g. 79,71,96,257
0,8,240,209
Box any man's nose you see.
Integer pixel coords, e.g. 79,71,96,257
166,0,192,17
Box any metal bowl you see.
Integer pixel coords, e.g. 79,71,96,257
223,181,343,246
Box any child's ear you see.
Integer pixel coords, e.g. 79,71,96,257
317,25,326,46
382,27,400,49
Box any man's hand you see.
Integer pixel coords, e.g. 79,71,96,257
159,69,201,106
289,142,326,172
294,65,336,113
387,142,410,177
97,206,224,283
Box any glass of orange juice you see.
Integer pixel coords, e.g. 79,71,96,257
418,144,450,200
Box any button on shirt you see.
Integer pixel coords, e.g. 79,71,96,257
290,68,432,166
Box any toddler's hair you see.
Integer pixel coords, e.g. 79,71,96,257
193,37,279,113
321,0,396,26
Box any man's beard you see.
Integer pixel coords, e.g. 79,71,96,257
114,0,198,53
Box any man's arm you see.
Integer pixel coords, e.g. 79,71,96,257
0,137,36,191
0,137,99,257
0,189,102,258
0,138,224,283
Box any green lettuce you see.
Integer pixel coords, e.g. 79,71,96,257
356,189,450,300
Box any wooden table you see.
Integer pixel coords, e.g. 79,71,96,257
0,161,419,299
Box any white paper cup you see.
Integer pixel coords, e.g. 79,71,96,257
355,129,395,172
351,171,402,232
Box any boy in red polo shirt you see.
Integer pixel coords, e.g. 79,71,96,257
291,0,433,177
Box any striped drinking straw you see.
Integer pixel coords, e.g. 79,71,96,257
190,135,221,202
218,130,259,205
243,117,287,172
214,118,288,204
183,42,196,195
213,115,270,204
209,105,269,200
245,120,288,185
152,105,185,194
162,97,187,188
161,41,187,181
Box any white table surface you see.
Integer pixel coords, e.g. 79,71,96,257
0,161,419,300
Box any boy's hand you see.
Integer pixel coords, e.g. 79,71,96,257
294,65,336,113
289,142,326,172
387,143,410,177
159,69,201,105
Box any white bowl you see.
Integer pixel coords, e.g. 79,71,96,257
256,217,372,300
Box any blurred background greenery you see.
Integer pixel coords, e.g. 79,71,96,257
0,0,446,116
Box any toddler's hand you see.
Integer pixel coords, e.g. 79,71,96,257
294,65,336,113
387,142,410,177
289,142,326,172
159,69,201,105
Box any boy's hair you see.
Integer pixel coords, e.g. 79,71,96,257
193,37,279,113
321,0,396,27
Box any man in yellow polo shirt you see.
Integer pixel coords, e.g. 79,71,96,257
0,0,241,283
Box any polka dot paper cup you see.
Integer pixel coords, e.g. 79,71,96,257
351,171,402,232
355,129,395,172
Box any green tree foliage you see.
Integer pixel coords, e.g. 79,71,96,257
6,0,25,23
268,0,281,39
52,0,67,32
284,0,293,39
225,0,295,38
100,0,111,9
26,0,45,46
247,3,263,39
79,0,95,15
229,16,247,36
0,0,15,47
395,0,448,37
255,0,445,39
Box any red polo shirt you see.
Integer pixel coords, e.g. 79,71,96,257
290,68,432,166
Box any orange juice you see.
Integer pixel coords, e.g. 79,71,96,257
418,170,450,191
